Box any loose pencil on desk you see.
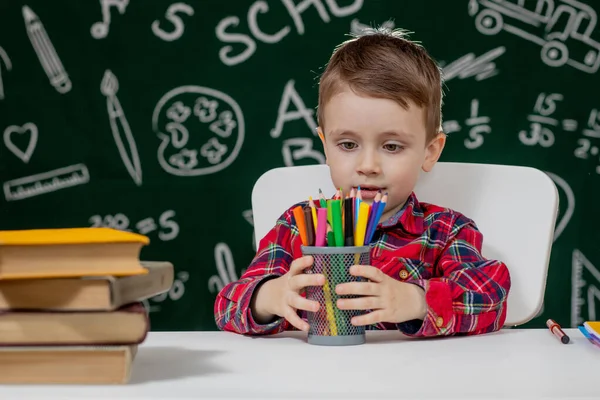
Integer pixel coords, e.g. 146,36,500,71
303,206,315,246
292,206,309,246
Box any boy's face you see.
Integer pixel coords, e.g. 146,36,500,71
318,88,445,223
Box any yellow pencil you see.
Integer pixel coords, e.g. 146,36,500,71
308,196,318,231
354,202,370,246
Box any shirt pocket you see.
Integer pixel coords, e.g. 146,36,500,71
389,257,434,281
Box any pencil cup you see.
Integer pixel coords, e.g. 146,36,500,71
301,245,370,346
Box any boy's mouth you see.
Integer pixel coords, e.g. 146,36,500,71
355,186,384,200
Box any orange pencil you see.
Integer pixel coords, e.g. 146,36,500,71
292,206,309,246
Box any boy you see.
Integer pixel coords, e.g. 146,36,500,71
214,28,511,337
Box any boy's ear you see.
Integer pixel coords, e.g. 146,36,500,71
422,132,446,172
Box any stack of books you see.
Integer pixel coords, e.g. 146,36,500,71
0,227,174,384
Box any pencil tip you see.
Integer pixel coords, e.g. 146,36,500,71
318,188,323,193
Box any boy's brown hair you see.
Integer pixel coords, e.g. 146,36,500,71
317,28,443,142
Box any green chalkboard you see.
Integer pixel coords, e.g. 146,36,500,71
0,0,599,330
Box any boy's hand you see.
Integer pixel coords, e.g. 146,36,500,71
251,255,324,331
335,265,427,326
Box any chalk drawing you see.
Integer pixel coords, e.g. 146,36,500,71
152,86,245,176
23,5,71,93
3,122,38,163
91,0,129,39
4,163,89,202
468,0,600,73
100,70,143,186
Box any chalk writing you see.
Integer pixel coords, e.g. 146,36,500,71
89,210,180,241
215,0,363,66
442,99,491,149
152,3,194,42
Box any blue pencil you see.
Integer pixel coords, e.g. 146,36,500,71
366,192,387,244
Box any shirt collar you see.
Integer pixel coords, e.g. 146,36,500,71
380,192,425,236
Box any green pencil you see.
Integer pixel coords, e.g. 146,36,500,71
331,199,343,247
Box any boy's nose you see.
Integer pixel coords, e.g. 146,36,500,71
356,151,381,176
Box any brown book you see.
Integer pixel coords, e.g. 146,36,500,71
0,345,136,384
0,227,149,279
0,302,148,346
0,261,174,311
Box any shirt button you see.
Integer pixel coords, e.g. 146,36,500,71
399,270,409,280
435,317,444,327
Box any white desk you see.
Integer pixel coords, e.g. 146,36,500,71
1,329,597,400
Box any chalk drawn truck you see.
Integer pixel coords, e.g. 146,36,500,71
468,0,600,73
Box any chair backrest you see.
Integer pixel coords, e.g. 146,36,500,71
251,162,559,327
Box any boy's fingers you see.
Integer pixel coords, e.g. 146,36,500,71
284,307,309,331
350,265,385,282
337,296,379,310
289,256,314,275
289,273,325,291
351,310,385,327
336,281,378,296
288,294,320,312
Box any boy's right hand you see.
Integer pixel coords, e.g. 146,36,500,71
252,255,325,331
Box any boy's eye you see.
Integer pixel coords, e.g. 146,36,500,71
339,142,357,150
383,143,403,152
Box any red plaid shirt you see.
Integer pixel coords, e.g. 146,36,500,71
214,192,511,337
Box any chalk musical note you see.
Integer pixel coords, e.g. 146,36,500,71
0,46,12,100
91,0,129,39
22,6,71,94
100,70,143,186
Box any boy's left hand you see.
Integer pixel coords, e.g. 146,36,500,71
335,265,428,326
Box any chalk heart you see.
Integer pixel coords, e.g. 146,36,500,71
3,123,38,163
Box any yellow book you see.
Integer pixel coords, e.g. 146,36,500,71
0,345,137,384
0,227,149,279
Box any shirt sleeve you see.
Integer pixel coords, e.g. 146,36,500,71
214,205,303,335
397,214,511,337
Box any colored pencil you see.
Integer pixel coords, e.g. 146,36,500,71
303,206,315,246
366,192,387,244
315,207,327,246
318,188,327,208
292,206,309,246
364,191,382,245
354,201,370,246
331,199,343,247
308,196,318,231
344,196,354,245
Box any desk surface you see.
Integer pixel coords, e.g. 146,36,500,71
1,329,597,400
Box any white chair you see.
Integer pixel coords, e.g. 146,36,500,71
251,162,559,327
